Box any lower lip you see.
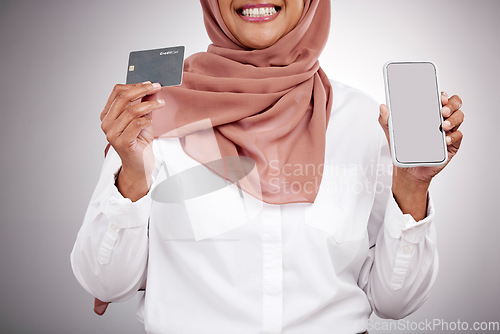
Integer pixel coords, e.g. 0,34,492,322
238,8,280,22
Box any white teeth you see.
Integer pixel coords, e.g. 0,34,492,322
241,6,277,17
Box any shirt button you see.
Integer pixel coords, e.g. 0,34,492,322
110,224,118,231
402,245,412,254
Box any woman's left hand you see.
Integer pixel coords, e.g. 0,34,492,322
378,92,464,220
379,92,464,184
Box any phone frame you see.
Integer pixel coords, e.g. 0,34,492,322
383,60,448,168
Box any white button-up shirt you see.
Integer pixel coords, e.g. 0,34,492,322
71,81,438,334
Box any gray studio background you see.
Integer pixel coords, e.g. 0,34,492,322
0,0,498,333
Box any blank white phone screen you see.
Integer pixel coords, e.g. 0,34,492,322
386,62,446,164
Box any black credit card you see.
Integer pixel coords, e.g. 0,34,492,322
126,46,185,86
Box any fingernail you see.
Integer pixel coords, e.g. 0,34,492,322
152,83,161,88
442,91,449,98
446,136,452,145
142,81,151,84
442,120,451,130
442,106,450,117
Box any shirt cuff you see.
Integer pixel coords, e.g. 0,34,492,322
99,166,154,230
384,190,435,244
96,166,153,265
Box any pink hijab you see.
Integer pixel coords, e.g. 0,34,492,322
152,0,333,204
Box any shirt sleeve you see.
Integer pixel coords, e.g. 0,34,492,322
358,132,439,319
70,142,161,303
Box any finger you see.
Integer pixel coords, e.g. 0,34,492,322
102,82,161,123
109,100,164,137
447,95,463,111
442,95,462,118
445,130,463,150
441,109,464,131
105,82,161,123
100,81,151,122
116,115,153,149
441,91,449,107
378,104,390,141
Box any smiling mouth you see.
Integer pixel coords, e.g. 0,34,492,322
237,4,281,21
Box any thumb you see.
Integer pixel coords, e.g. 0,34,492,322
378,104,391,144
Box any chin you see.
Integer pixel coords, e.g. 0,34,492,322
238,31,281,49
244,39,277,49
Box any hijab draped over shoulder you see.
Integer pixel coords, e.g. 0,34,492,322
152,0,332,204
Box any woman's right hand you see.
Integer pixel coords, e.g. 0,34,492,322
100,81,164,201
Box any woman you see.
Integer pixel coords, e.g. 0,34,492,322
71,0,464,333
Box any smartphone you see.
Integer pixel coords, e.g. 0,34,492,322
383,61,448,167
